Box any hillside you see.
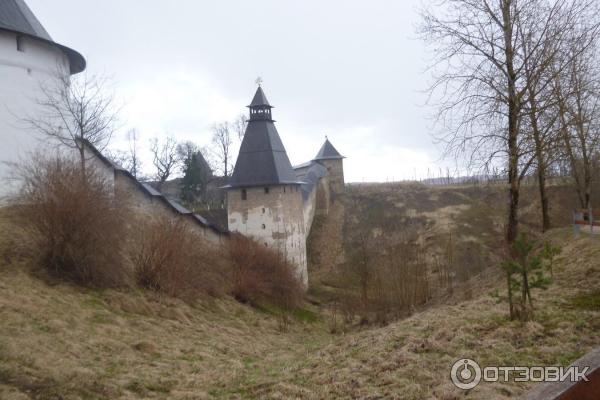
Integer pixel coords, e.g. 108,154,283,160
307,182,587,314
1,183,600,399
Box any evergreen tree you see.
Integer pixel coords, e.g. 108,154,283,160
180,149,212,207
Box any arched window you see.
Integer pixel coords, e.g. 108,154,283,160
241,189,247,200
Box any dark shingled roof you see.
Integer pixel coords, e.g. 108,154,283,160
78,139,227,235
295,161,327,200
0,0,85,74
249,86,272,107
227,87,301,188
314,138,345,160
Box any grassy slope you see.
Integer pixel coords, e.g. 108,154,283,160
308,182,591,307
1,229,599,399
1,184,600,399
0,265,330,399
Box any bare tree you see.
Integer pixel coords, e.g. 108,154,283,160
109,129,143,179
554,28,600,209
25,72,118,171
125,129,142,179
419,0,596,244
232,113,248,141
177,141,199,168
150,136,179,187
521,17,565,231
521,2,600,230
211,122,234,176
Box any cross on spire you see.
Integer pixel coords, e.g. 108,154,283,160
255,77,263,87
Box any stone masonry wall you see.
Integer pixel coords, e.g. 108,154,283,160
318,159,345,198
228,185,308,286
113,173,223,246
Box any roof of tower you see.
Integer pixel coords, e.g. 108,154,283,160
248,86,272,108
227,87,301,188
313,138,345,160
0,0,86,74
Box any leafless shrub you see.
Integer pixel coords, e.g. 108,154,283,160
10,156,131,287
338,290,361,325
229,234,303,311
130,216,229,302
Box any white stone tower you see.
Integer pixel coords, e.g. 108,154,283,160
226,86,308,286
0,0,86,197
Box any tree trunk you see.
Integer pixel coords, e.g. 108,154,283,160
503,0,520,245
78,143,86,186
506,269,514,320
78,145,85,172
527,90,551,232
560,116,586,208
507,181,520,244
537,165,551,231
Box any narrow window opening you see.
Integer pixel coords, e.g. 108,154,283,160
241,189,247,200
261,224,266,229
264,187,269,194
16,35,24,52
262,208,265,214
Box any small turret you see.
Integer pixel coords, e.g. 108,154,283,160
248,86,273,121
313,137,345,196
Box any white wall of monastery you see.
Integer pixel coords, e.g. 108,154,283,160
0,31,70,199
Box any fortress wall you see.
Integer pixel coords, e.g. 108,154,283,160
318,159,345,198
80,144,226,248
113,171,224,247
315,176,331,216
228,185,308,286
303,185,317,234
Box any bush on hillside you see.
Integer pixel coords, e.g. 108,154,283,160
11,156,131,287
229,234,303,311
130,216,229,302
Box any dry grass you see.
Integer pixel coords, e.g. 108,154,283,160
307,182,591,323
2,178,600,399
1,226,599,399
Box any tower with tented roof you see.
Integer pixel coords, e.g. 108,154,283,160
226,85,308,287
313,137,345,197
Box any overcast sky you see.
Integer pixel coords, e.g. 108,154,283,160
28,0,455,182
